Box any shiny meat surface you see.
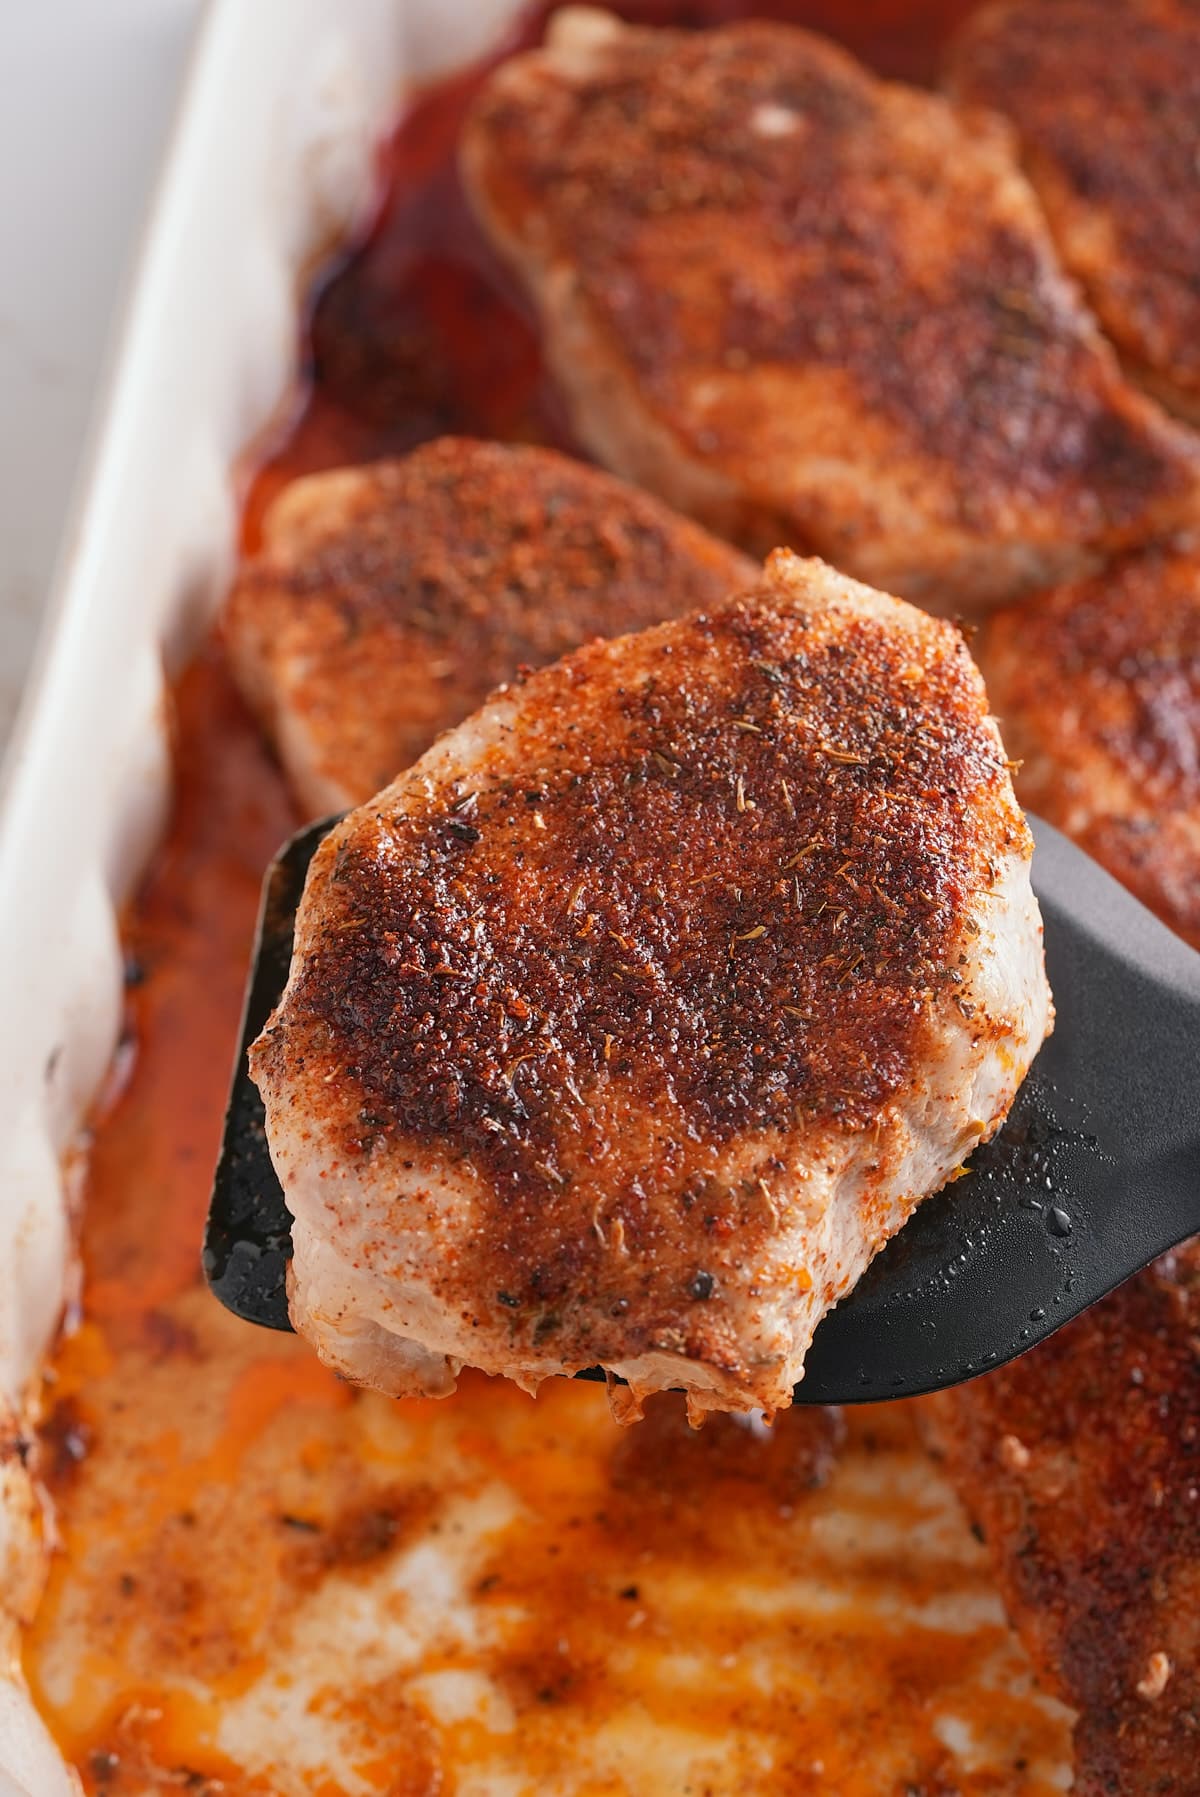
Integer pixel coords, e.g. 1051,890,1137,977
948,0,1200,423
979,538,1200,946
461,7,1200,612
251,552,1051,1417
224,436,755,816
922,1240,1200,1797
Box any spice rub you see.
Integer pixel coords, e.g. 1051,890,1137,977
251,552,1050,1417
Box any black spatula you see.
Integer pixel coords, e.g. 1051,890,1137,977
203,816,1200,1404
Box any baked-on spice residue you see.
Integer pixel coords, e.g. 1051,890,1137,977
23,4,1072,1793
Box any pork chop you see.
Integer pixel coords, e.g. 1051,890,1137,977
948,0,1200,424
922,1240,1200,1797
224,437,755,817
979,539,1200,947
250,551,1051,1420
460,7,1200,613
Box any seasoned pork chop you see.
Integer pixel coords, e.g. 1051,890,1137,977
250,552,1051,1419
979,540,1200,947
922,1240,1200,1797
949,0,1200,424
460,7,1200,613
224,437,755,816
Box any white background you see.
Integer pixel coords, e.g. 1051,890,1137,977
0,0,203,752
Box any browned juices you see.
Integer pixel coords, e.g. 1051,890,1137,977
22,6,1073,1793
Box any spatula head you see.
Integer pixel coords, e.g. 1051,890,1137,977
203,816,1200,1404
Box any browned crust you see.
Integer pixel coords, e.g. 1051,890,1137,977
922,1241,1200,1797
979,539,1200,946
948,0,1200,422
463,13,1200,596
257,555,1026,1369
224,436,755,810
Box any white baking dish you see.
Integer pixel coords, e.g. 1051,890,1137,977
0,6,1090,1791
0,3,521,1788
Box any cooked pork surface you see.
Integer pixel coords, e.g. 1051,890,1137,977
948,0,1200,424
460,7,1200,613
979,539,1200,947
224,437,755,816
251,551,1051,1419
922,1240,1200,1797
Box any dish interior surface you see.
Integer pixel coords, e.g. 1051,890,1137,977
22,4,1079,1791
